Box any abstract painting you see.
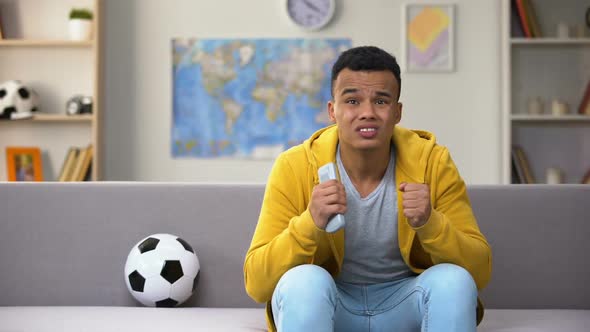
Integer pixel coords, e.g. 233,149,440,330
402,3,454,72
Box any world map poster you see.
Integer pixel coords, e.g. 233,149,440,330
172,38,351,158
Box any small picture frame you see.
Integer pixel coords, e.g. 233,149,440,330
6,147,43,181
582,168,590,185
401,3,455,72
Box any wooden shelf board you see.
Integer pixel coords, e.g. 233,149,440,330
0,114,92,123
511,38,590,46
32,114,93,122
0,114,93,123
0,39,93,47
511,114,590,122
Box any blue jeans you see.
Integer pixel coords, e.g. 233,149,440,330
271,263,477,332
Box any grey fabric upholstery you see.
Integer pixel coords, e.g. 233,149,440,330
470,185,590,309
0,183,588,331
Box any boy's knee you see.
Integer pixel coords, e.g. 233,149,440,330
422,263,477,295
276,264,337,298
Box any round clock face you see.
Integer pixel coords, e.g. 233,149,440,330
286,0,335,30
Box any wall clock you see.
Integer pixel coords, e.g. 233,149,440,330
286,0,336,31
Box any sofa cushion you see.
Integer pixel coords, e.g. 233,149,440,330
1,307,589,331
0,307,267,331
478,309,590,332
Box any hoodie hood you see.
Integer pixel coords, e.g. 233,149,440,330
302,124,437,184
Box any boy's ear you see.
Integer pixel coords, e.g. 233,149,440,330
328,100,336,122
394,102,403,124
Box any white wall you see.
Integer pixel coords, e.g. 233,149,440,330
104,0,501,184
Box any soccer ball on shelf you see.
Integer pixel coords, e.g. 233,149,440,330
0,80,39,120
124,233,200,307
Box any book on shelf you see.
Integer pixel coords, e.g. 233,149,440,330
514,0,542,38
514,0,532,38
57,147,79,181
511,152,523,184
511,147,524,183
511,0,526,37
80,145,93,181
522,0,541,37
70,145,93,181
511,145,536,184
578,78,590,115
57,145,93,181
83,163,92,181
0,7,4,40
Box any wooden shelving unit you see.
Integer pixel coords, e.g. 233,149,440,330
0,0,103,181
502,0,590,184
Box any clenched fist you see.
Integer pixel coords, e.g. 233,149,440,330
399,182,432,228
309,180,347,230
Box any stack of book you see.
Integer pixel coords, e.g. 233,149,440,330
57,145,93,181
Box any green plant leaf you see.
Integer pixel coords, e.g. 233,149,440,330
69,8,93,20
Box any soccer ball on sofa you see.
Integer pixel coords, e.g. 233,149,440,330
125,233,200,307
0,80,39,120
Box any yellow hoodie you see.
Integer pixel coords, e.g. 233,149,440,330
244,125,492,331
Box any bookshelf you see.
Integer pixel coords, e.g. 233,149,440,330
502,0,590,184
0,0,103,181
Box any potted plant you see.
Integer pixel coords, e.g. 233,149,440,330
68,8,93,41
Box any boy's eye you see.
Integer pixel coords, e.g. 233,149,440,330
346,99,358,105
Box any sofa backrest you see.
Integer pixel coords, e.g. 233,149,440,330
471,185,590,309
0,183,588,309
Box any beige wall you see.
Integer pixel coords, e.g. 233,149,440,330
104,0,501,184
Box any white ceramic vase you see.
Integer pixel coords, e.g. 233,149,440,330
68,19,93,41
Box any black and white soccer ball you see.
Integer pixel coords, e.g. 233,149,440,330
125,233,200,307
0,80,39,120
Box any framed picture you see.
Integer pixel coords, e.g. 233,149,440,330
582,168,590,184
6,147,43,181
401,3,455,72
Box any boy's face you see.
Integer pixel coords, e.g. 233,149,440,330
328,69,402,152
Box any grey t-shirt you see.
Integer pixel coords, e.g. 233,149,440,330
335,145,413,284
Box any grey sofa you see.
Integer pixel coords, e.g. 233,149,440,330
0,183,588,331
